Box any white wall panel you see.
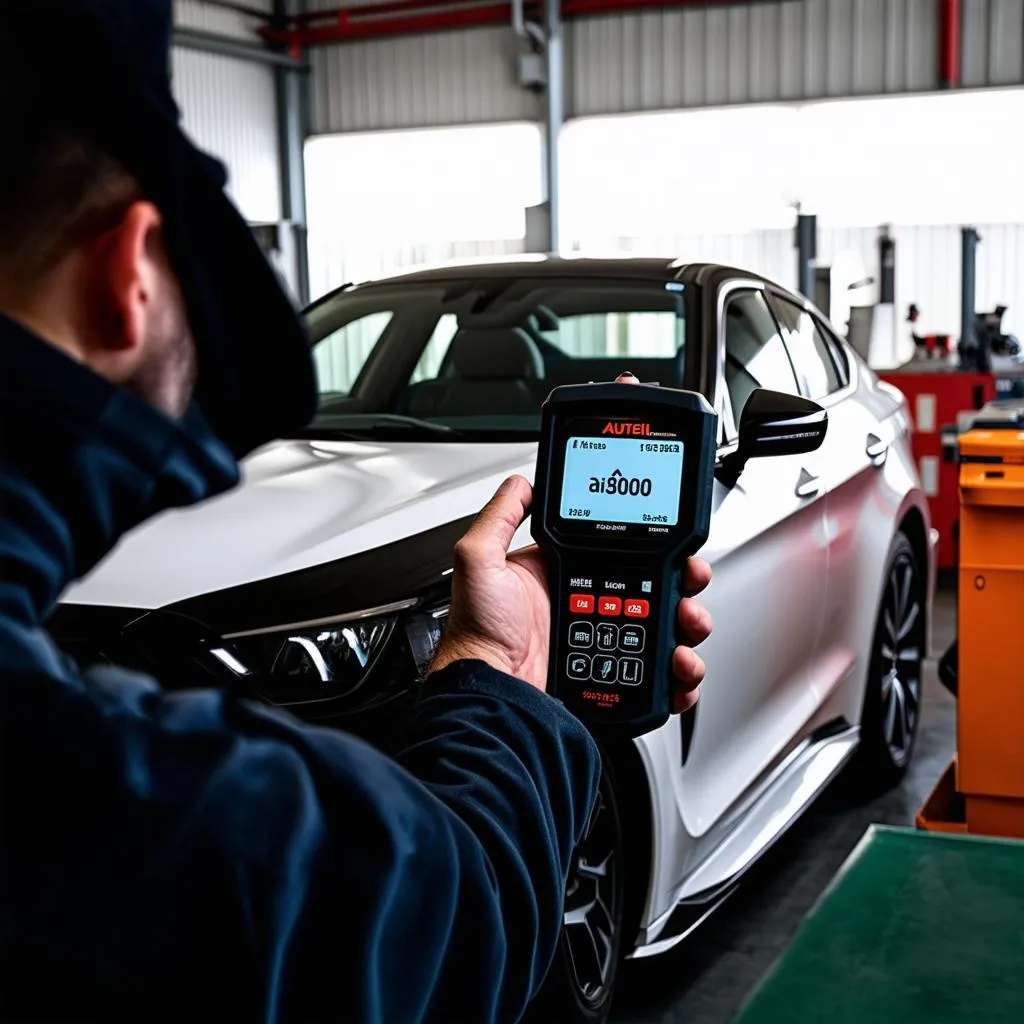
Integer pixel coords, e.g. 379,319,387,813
310,27,540,133
308,238,526,301
174,0,273,41
817,223,1024,356
305,123,542,299
970,223,1024,340
566,230,796,291
562,89,1024,248
170,47,281,223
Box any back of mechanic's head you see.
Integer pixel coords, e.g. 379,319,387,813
0,110,197,420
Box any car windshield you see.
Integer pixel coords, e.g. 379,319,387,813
300,275,688,441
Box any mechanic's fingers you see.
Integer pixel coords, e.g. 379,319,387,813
673,685,701,715
683,556,712,596
456,475,533,568
678,596,712,647
671,646,705,714
615,371,640,384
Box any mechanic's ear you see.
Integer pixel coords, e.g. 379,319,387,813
89,200,166,372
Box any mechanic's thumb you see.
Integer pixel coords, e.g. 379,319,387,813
460,475,533,563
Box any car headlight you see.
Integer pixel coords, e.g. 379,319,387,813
209,599,450,709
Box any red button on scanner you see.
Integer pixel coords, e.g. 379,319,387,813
598,596,622,617
569,593,595,614
624,598,650,618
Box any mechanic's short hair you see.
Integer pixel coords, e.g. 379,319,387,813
0,19,142,291
0,129,141,288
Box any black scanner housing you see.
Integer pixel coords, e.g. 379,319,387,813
531,382,717,738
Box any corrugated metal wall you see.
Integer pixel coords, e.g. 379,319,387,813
310,26,540,131
310,0,1024,134
569,0,939,116
962,0,1024,86
171,0,282,223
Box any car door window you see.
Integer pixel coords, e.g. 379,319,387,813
772,297,842,400
723,290,799,435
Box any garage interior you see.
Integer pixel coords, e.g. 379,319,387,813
56,0,1024,1020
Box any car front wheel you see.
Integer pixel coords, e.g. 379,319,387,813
526,762,624,1024
851,530,925,793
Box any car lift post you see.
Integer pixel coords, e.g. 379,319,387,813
878,229,895,306
961,226,980,354
796,213,816,300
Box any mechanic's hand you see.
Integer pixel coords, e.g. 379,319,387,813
430,373,713,710
429,474,551,688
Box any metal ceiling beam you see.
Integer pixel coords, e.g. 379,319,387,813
173,27,308,68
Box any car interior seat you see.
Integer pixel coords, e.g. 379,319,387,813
402,326,545,419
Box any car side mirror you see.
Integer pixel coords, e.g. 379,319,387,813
717,388,828,487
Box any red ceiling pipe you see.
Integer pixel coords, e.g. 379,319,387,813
262,1,528,44
938,0,960,88
261,0,754,49
288,0,519,25
262,5,511,45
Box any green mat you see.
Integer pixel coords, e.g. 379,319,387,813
733,825,1024,1023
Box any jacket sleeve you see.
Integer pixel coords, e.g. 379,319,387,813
2,639,601,1024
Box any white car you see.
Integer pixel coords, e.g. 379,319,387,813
52,258,935,1024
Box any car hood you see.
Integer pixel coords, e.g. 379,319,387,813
63,439,539,609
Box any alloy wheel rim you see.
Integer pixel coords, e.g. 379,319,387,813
878,552,922,766
562,787,618,1007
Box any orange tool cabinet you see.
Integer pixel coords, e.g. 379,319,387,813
956,418,1024,838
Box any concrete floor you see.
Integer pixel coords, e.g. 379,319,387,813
611,589,958,1024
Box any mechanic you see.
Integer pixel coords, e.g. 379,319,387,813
0,3,712,1022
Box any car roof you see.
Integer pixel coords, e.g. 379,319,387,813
303,257,800,329
369,255,687,283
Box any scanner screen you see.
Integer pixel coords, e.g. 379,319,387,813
559,437,684,527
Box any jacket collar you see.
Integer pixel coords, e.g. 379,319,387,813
0,314,239,625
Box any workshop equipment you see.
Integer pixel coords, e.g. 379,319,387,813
956,407,1024,837
918,401,1024,838
912,332,953,359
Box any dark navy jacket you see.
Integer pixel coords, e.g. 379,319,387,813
0,315,601,1022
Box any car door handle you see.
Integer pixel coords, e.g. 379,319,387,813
866,433,889,464
795,468,821,499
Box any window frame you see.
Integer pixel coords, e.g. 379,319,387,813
765,288,857,405
716,281,801,445
810,312,853,390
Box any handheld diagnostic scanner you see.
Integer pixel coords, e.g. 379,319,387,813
531,382,718,739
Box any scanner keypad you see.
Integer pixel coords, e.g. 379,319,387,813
563,572,654,694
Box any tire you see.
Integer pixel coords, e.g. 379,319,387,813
849,531,925,795
525,761,625,1024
